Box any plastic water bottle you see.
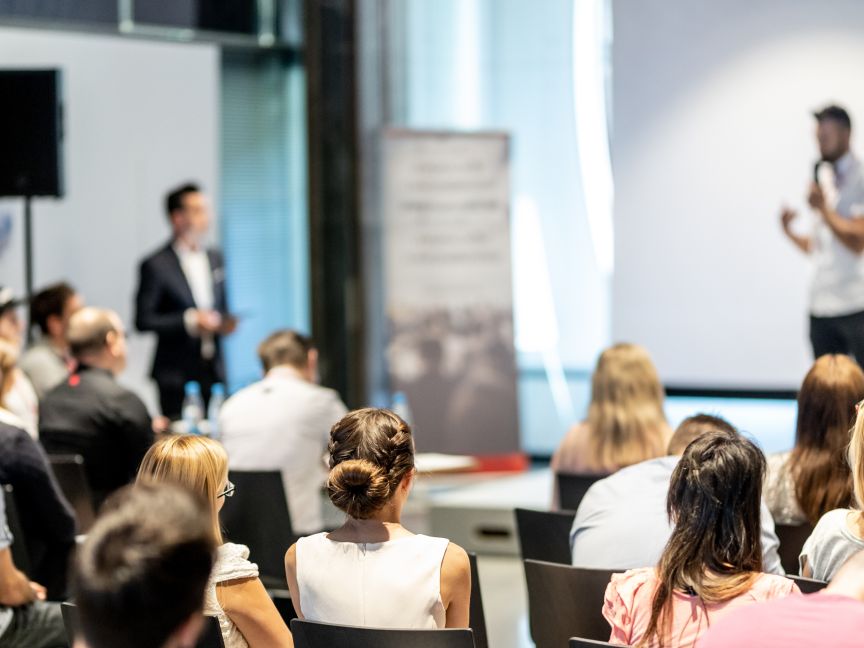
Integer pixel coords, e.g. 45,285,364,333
207,383,225,439
391,391,413,426
181,381,204,435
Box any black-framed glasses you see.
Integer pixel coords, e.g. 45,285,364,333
218,480,235,499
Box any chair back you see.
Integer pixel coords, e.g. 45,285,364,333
786,574,828,594
290,619,476,648
220,470,297,587
61,601,79,641
524,559,615,648
570,640,620,648
557,473,603,512
514,508,575,564
3,485,30,574
467,552,488,648
774,523,814,574
48,454,97,533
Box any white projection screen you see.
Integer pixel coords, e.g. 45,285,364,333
612,0,864,389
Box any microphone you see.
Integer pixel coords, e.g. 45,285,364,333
813,159,824,184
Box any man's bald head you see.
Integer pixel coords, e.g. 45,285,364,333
67,308,127,374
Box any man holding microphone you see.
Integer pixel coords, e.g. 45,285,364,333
782,105,864,362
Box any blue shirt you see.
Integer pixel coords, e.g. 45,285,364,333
570,455,784,574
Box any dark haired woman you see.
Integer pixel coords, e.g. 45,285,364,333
764,354,863,525
284,408,471,628
603,430,798,647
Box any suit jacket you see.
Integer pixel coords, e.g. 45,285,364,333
134,242,227,386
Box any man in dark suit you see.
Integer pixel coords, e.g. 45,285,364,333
135,183,235,419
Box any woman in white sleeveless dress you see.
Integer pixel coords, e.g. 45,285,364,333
138,435,293,648
285,407,471,629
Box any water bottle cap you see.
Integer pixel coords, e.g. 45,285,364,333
211,383,225,395
184,381,201,395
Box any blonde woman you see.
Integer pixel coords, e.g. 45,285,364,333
552,343,671,476
801,402,864,581
137,436,293,648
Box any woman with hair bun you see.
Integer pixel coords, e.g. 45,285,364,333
284,408,471,629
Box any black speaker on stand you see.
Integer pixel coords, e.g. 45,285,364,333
0,69,65,337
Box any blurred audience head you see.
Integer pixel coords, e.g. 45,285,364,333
789,354,863,524
815,104,852,162
137,434,229,544
0,287,25,349
73,482,215,648
30,281,82,345
666,413,736,455
0,338,18,407
327,408,415,520
645,428,766,645
257,329,317,380
586,342,669,470
67,307,127,375
165,182,210,247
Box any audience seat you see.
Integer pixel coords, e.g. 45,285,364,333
524,559,616,648
220,470,299,589
60,601,225,648
3,485,30,574
774,523,815,574
290,619,475,648
514,508,575,565
467,552,488,648
48,454,96,533
786,574,828,594
557,474,603,512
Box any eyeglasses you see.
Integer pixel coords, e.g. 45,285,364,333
218,480,235,499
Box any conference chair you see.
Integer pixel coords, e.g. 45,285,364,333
514,507,576,564
774,523,815,574
48,454,96,533
3,485,30,574
786,574,828,594
524,559,616,648
467,552,488,648
570,640,621,648
557,473,603,512
220,470,299,589
290,619,476,648
61,601,225,648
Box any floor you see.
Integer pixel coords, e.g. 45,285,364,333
476,555,533,648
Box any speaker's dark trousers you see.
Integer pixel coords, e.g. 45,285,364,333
810,309,864,364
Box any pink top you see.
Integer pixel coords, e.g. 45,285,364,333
603,568,799,647
697,592,864,648
551,423,612,475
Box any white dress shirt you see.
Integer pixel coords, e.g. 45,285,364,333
173,240,216,359
218,366,348,533
810,152,864,316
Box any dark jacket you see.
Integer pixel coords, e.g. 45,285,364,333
39,366,154,506
134,242,227,387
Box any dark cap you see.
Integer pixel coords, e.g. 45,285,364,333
814,105,852,130
0,287,26,314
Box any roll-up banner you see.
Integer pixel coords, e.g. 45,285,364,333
382,130,520,457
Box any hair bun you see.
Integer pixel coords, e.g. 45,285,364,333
327,459,391,519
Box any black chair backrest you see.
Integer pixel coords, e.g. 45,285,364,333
290,619,475,648
514,508,575,564
48,454,97,533
3,485,30,574
220,470,297,587
786,574,828,594
775,523,815,574
61,602,224,648
557,473,604,512
524,559,615,648
570,639,620,648
467,552,488,648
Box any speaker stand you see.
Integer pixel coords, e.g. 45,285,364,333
23,195,34,343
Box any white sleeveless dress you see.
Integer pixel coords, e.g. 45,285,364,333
296,532,450,629
203,543,259,648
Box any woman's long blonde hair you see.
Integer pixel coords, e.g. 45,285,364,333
136,435,228,543
848,405,864,511
585,343,669,471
